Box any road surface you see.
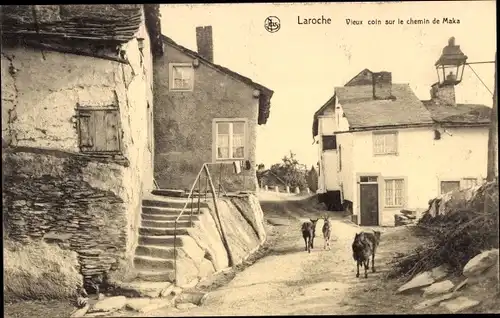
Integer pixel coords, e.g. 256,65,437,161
142,192,386,316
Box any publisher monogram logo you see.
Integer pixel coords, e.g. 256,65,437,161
264,16,281,33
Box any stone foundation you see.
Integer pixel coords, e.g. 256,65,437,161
3,149,131,286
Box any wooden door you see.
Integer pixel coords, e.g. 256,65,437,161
360,183,379,226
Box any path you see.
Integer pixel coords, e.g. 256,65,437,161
141,192,390,316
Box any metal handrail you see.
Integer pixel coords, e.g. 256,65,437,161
171,162,238,285
173,164,207,285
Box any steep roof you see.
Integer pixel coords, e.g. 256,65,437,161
344,68,373,86
1,5,163,58
422,100,491,125
162,35,274,125
334,84,435,130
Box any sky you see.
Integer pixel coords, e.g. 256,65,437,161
160,1,496,168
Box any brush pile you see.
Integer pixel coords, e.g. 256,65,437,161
389,181,499,281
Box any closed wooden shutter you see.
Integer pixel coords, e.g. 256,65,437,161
78,111,94,150
77,108,121,153
104,110,120,151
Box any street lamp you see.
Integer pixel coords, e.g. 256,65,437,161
435,36,497,182
435,37,468,87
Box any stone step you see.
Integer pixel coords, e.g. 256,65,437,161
151,189,186,197
141,214,199,222
135,245,176,259
138,235,185,246
136,270,175,283
134,255,175,271
141,220,194,228
111,280,174,298
139,227,190,236
142,206,207,216
142,194,209,209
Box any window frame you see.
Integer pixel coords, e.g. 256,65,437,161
461,177,480,190
439,180,461,195
76,106,122,154
372,131,399,156
322,135,337,151
212,118,248,162
384,178,405,208
169,63,194,92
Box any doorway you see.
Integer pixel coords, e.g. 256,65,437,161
359,176,379,226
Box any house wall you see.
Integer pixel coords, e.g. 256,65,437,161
317,105,340,193
153,44,259,192
1,15,154,285
336,133,355,204
343,126,488,226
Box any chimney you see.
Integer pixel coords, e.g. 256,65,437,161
430,83,456,106
372,71,392,99
196,26,214,63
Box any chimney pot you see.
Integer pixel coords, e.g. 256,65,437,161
372,71,392,99
196,26,214,63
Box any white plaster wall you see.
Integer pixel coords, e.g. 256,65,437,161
1,10,155,255
336,133,355,203
347,126,488,226
322,151,339,191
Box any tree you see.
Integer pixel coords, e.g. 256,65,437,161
269,151,308,189
307,166,319,192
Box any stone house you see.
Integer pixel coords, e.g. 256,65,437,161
312,68,491,226
1,4,163,287
153,26,274,193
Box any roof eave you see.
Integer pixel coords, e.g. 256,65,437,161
161,35,273,94
162,35,274,125
337,122,435,134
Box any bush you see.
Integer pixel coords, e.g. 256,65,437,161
4,240,83,303
389,181,499,281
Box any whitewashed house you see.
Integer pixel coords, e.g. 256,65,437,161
312,68,491,226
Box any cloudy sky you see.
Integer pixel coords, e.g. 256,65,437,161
160,1,496,168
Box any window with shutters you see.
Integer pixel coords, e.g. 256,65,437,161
213,119,247,162
76,107,121,153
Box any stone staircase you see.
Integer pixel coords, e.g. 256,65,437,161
133,189,210,284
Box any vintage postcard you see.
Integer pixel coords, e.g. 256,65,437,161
2,1,498,317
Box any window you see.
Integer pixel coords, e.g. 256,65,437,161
214,120,246,161
338,144,342,171
360,176,378,183
169,63,194,91
322,135,337,150
462,178,479,190
440,181,460,195
77,107,121,153
373,131,398,155
385,179,404,207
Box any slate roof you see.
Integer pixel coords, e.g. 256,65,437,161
421,100,491,125
334,84,435,130
162,35,274,125
1,5,163,57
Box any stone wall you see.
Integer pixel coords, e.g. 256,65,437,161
2,9,155,288
153,43,259,193
3,150,128,281
175,193,266,286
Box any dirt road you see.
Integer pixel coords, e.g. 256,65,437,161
143,192,390,316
